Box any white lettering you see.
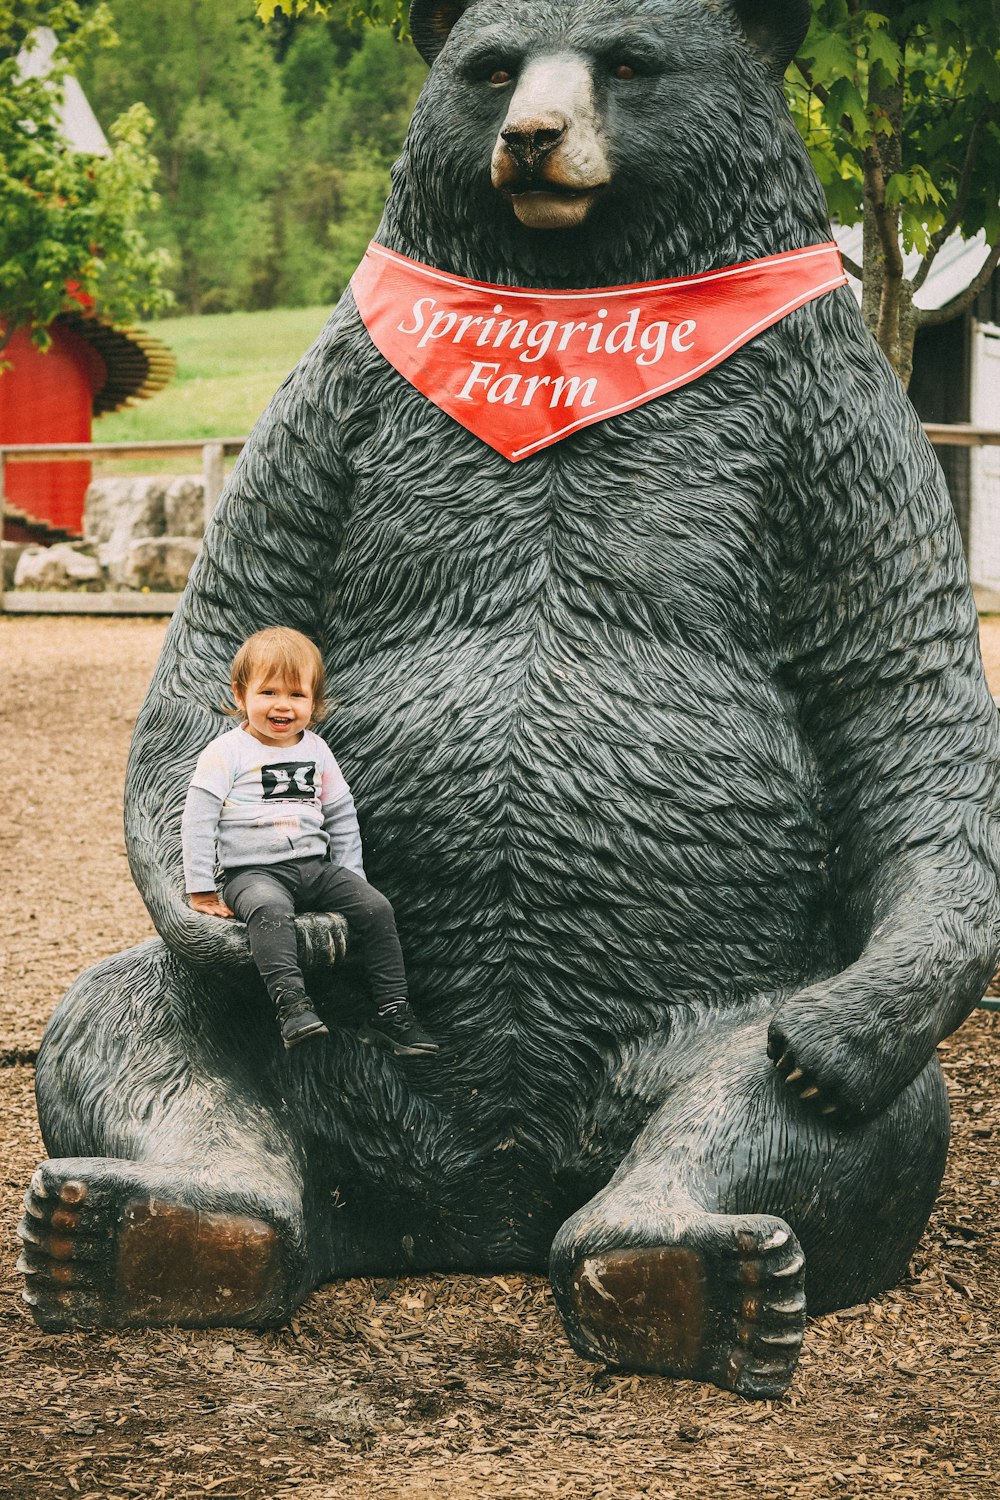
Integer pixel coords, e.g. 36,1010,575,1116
672,318,697,352
521,319,559,363
417,310,459,347
457,361,502,400
637,320,670,367
494,317,529,351
476,305,505,345
457,366,598,408
397,296,436,336
586,309,609,354
487,373,522,404
454,314,484,341
404,293,699,388
521,374,552,404
605,308,639,355
550,375,598,408
557,319,589,351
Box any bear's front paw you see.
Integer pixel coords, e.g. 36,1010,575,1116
295,911,348,970
767,1002,909,1125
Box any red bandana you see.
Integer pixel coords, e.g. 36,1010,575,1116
351,241,847,462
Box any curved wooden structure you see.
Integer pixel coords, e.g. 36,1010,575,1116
0,310,174,540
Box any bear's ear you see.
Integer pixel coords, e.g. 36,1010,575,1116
409,0,472,65
730,0,812,76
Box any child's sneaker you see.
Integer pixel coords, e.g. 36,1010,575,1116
275,992,329,1050
358,1000,439,1057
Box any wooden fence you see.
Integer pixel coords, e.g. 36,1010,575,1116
3,427,1000,615
0,438,245,614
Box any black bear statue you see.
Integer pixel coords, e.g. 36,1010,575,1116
19,0,1000,1399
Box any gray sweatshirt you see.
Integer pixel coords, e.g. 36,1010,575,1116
181,725,365,892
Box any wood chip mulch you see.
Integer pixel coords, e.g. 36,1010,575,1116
1,617,998,1499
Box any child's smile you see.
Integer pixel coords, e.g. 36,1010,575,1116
236,674,315,747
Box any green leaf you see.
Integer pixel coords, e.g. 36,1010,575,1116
966,45,1000,102
803,30,858,81
0,2,169,342
867,29,903,86
256,0,326,17
824,76,870,139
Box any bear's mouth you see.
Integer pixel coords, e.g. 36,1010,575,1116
503,177,608,230
505,173,607,200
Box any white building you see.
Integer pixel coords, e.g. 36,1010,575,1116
835,225,1000,589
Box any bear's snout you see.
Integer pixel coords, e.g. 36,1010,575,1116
490,53,610,231
499,117,567,175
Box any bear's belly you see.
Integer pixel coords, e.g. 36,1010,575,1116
325,403,829,1018
311,617,832,1264
333,622,828,999
319,614,830,1239
310,401,832,1239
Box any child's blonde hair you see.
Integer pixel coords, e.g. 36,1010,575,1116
229,627,327,721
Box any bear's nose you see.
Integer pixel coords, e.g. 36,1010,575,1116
500,118,567,172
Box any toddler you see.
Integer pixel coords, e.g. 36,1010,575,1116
181,626,438,1056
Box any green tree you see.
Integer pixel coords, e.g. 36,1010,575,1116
276,23,424,301
790,2,1000,386
0,0,169,355
79,1,421,312
82,0,292,313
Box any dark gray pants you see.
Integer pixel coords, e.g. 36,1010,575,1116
223,858,407,1006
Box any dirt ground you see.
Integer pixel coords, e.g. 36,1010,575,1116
0,614,998,1500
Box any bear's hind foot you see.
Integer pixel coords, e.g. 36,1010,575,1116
553,1213,806,1399
18,1158,299,1331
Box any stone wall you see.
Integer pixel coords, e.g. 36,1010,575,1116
4,475,206,594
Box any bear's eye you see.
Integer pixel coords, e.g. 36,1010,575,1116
612,62,637,80
489,68,512,87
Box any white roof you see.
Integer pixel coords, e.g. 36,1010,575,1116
834,222,991,312
16,27,110,157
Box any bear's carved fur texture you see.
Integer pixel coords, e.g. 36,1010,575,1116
20,0,1000,1399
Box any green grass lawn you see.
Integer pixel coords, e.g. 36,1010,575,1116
93,305,332,474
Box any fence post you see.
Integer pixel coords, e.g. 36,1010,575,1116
202,442,225,526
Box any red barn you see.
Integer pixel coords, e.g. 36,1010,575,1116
0,302,174,541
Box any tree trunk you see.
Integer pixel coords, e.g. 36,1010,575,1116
860,64,918,388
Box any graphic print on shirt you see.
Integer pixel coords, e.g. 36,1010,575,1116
261,762,317,800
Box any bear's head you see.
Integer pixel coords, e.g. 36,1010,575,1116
383,0,829,285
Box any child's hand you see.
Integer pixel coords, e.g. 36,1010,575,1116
189,892,234,919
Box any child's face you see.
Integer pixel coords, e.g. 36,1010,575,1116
235,672,315,747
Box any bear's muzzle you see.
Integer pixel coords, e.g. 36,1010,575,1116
490,53,610,229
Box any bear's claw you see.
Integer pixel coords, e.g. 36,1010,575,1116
18,1168,117,1326
769,1035,841,1120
